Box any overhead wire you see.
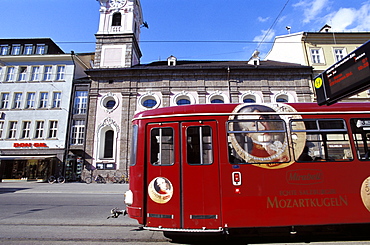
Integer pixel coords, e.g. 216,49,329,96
255,0,291,51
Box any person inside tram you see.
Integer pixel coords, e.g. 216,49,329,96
298,146,313,161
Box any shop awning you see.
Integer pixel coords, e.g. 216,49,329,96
0,155,56,160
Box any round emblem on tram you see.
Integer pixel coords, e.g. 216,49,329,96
360,176,370,212
228,103,306,169
148,177,173,204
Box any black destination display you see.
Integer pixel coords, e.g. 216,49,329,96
315,41,370,105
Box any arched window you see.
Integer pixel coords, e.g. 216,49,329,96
104,130,114,158
243,98,256,103
276,95,288,103
211,99,224,103
176,99,191,105
112,13,122,26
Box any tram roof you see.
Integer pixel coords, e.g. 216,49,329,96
133,102,370,120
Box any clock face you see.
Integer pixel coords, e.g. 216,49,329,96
109,0,127,8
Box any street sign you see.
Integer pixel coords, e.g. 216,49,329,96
314,41,370,105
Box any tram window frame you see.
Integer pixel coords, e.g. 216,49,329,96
227,119,289,164
130,125,138,166
186,126,213,165
150,127,175,165
290,119,353,162
350,118,370,161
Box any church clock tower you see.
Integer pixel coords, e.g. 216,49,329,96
94,0,143,68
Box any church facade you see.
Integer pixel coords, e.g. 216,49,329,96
82,0,313,177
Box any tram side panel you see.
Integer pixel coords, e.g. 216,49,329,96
126,121,145,225
220,111,370,231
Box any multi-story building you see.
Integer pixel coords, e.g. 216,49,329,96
265,25,370,101
0,38,90,181
82,0,313,177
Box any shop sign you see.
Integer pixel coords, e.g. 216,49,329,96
13,143,48,148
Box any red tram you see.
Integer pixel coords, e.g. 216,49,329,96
125,103,370,243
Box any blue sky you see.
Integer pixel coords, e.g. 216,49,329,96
2,0,370,63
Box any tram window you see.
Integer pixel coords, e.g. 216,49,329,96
150,128,174,165
186,126,213,165
291,119,352,162
350,119,370,161
227,119,289,164
130,125,138,166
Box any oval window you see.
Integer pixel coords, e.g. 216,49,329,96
177,99,191,105
143,99,157,108
105,100,116,109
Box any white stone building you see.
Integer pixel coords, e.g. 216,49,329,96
0,38,89,181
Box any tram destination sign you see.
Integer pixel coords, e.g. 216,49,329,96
314,41,370,105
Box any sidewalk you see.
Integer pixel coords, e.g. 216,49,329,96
0,181,128,195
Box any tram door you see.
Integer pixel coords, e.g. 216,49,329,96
146,123,181,228
145,121,221,230
181,121,221,229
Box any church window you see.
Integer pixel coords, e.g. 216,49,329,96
104,130,114,158
211,99,224,104
276,95,288,103
106,100,116,109
177,99,191,105
143,99,157,108
112,13,122,26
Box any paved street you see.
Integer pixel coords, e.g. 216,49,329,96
0,181,169,244
1,182,370,245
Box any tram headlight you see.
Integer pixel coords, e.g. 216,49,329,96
124,190,133,206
